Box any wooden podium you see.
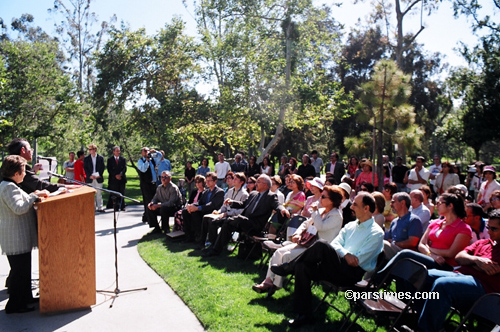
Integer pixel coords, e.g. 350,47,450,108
36,186,96,313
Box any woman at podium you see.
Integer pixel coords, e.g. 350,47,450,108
0,155,48,314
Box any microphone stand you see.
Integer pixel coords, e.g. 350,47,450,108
49,173,146,308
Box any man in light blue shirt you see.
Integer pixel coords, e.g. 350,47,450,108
271,192,384,328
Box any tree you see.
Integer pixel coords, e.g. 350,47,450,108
345,60,422,189
194,0,347,161
449,33,500,160
49,0,115,99
0,25,78,151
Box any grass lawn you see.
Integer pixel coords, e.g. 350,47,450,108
137,234,390,332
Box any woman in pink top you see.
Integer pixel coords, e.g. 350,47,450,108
375,192,472,280
355,159,378,192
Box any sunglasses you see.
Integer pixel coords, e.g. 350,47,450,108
247,181,255,184
486,225,499,232
321,195,329,199
161,176,170,179
491,197,500,202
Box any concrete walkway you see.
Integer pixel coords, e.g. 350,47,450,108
0,205,205,332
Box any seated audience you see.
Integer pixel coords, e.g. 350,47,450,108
260,156,273,176
409,189,432,230
202,175,289,257
147,171,183,233
269,192,383,328
297,154,316,180
301,177,324,218
245,176,257,193
382,182,398,229
270,175,285,204
375,193,472,281
284,174,306,215
417,209,500,332
371,192,386,229
477,165,500,211
339,182,356,226
173,175,206,231
182,172,224,243
383,192,423,260
252,185,344,296
419,185,435,217
200,172,249,248
464,202,489,243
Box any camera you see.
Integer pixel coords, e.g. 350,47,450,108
148,152,158,158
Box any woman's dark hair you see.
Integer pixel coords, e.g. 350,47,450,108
440,161,455,174
263,156,270,165
349,156,359,165
322,185,343,209
360,182,374,193
194,175,206,186
249,156,257,164
201,158,209,166
383,165,390,177
1,155,27,179
289,174,305,191
234,172,246,184
419,185,432,198
440,192,466,219
289,157,298,167
384,182,398,196
248,176,257,184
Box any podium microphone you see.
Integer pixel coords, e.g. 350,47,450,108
47,171,66,179
38,156,56,161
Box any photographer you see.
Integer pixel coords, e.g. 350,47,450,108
137,147,163,228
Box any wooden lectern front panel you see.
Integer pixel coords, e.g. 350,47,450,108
37,186,96,313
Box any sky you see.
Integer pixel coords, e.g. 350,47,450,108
1,0,498,70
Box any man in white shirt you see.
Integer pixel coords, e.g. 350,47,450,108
406,156,430,191
214,153,231,189
428,155,442,194
310,150,324,177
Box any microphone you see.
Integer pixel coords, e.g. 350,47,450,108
37,156,57,161
47,171,66,179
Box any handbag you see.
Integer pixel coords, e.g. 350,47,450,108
298,224,318,248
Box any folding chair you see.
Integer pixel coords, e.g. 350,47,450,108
258,215,307,269
314,251,386,323
344,258,428,332
453,293,500,332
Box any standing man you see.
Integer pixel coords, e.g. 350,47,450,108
137,147,163,226
310,150,324,177
384,192,423,259
297,154,316,180
6,138,63,194
409,189,432,230
405,156,430,191
270,192,384,327
231,154,246,173
148,171,182,233
63,152,76,182
106,146,127,211
73,151,86,183
214,153,231,190
84,144,106,212
155,150,172,186
325,152,345,185
383,154,393,180
392,156,408,192
428,154,442,195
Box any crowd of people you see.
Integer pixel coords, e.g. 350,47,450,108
151,150,499,331
1,140,499,331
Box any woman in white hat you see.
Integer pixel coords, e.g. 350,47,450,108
301,177,324,218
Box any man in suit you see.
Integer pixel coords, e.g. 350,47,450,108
106,146,127,211
182,172,225,242
6,138,64,194
83,143,106,212
325,152,345,185
203,174,290,257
